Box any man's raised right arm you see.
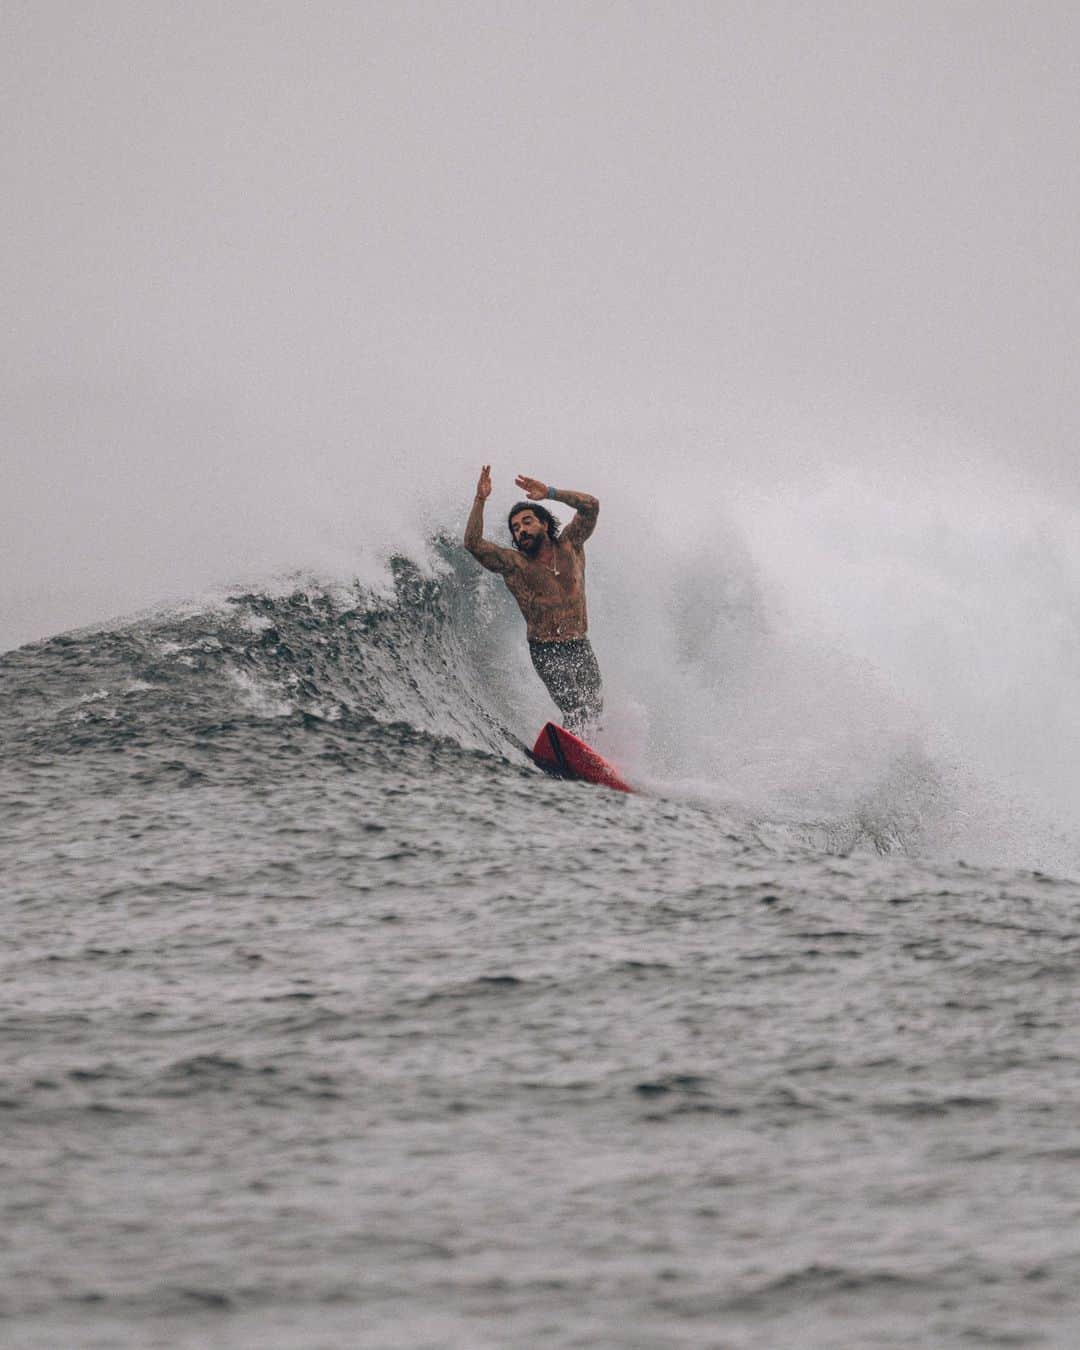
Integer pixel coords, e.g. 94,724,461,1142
464,465,517,576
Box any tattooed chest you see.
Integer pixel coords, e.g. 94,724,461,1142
511,557,582,605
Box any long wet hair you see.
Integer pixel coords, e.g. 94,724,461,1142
508,501,561,550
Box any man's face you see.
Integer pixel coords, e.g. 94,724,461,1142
510,510,544,555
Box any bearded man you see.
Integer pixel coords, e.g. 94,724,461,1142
464,466,602,734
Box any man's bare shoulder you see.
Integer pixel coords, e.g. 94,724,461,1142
466,538,522,577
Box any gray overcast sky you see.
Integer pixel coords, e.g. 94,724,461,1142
3,1,1079,647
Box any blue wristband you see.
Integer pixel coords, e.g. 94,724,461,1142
545,486,558,499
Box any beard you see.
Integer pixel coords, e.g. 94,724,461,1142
517,533,543,556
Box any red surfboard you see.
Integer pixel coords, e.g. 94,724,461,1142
530,722,634,793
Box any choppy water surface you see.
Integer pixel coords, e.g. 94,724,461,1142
3,566,1079,1349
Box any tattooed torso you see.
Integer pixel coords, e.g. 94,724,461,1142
503,538,588,642
464,491,599,642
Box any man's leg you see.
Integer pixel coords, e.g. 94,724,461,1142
528,638,604,734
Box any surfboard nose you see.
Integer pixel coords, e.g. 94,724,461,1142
530,722,634,793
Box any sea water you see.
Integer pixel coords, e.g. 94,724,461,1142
4,498,1080,1349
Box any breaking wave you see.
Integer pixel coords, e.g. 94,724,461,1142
0,527,1000,866
6,443,1080,877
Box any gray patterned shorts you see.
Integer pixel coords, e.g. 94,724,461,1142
528,637,603,734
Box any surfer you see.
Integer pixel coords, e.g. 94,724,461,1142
465,466,603,734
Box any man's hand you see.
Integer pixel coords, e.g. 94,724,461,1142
465,465,519,575
515,474,548,501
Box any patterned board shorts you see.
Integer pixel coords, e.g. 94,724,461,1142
527,637,604,735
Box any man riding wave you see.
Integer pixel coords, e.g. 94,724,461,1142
464,467,602,734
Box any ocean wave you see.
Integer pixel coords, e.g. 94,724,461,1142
1,533,1055,866
0,540,530,764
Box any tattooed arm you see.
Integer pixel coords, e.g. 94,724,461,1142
514,474,599,547
464,465,519,575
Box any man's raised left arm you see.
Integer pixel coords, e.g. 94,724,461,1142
514,475,599,545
